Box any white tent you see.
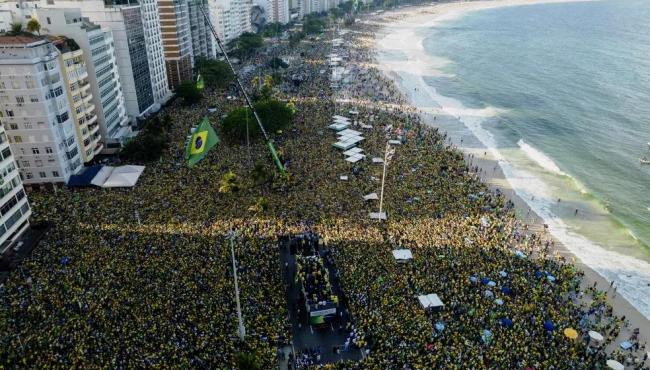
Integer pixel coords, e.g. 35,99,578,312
343,147,364,156
606,360,624,370
372,157,384,164
388,140,401,145
329,122,349,131
418,294,444,309
93,165,145,188
589,331,604,342
363,193,379,201
392,249,413,262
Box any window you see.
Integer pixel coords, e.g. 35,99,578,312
24,122,32,129
21,160,29,167
35,160,43,167
39,171,46,178
25,172,33,180
45,147,53,154
52,170,59,177
47,17,51,24
9,123,18,130
5,110,14,117
56,112,68,123
15,96,24,104
14,136,22,143
31,148,39,154
29,95,38,102
1,148,11,160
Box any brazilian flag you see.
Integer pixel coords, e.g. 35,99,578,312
196,73,205,90
185,117,219,167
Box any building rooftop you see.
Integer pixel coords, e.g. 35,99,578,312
47,35,81,53
0,35,45,46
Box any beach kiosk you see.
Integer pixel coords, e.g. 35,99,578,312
418,294,444,310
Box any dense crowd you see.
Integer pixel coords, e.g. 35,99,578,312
0,9,647,370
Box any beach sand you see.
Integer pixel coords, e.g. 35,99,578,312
366,0,649,358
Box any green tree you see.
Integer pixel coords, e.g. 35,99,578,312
195,57,234,90
9,23,23,36
221,99,294,141
119,116,169,163
234,351,261,370
26,19,41,35
219,171,241,193
262,22,284,38
303,16,325,34
267,57,288,69
289,31,305,47
234,32,263,57
175,80,203,105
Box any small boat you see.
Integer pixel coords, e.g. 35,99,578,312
641,157,650,165
647,142,650,148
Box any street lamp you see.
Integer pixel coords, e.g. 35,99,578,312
228,231,246,341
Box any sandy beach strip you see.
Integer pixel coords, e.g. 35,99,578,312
366,0,649,354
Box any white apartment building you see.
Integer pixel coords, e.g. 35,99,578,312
0,122,30,252
188,0,216,59
208,0,252,45
6,0,170,120
36,9,129,149
300,0,339,16
0,35,83,185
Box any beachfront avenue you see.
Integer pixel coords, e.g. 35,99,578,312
0,5,648,370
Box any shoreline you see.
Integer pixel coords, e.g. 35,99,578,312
366,0,649,350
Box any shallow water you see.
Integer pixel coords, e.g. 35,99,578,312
376,0,650,319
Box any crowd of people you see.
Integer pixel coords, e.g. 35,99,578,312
0,8,647,370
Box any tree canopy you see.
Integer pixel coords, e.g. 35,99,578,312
26,19,41,35
303,16,326,34
221,99,294,141
262,22,284,38
234,32,264,57
175,80,203,105
119,116,172,163
194,57,234,90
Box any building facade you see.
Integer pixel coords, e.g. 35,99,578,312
209,0,252,44
35,8,130,146
49,36,102,163
258,0,289,25
0,36,83,184
188,0,216,60
0,122,30,252
158,0,194,91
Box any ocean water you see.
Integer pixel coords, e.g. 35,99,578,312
376,0,650,319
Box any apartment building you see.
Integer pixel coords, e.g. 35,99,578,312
258,0,290,25
0,122,30,252
158,0,194,90
209,0,252,45
0,35,83,184
188,0,216,59
35,8,129,147
48,36,101,163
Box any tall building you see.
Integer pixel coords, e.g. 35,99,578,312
158,0,194,90
0,35,83,184
187,0,216,60
257,0,289,25
35,8,130,147
0,122,30,252
208,0,252,44
11,0,171,119
48,36,102,163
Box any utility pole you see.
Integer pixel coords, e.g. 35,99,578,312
371,142,394,221
228,231,246,341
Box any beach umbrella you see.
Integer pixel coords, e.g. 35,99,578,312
500,318,513,328
494,299,504,306
589,330,604,342
470,276,478,283
435,322,445,332
535,271,543,279
543,320,555,331
606,360,624,370
481,277,490,285
487,281,497,287
547,275,556,282
499,271,508,278
515,250,527,259
60,257,70,265
563,328,578,340
484,290,494,298
501,286,512,295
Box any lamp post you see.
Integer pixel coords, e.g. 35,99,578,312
228,231,246,341
371,142,395,221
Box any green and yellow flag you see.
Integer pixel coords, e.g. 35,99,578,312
196,73,205,90
185,117,219,167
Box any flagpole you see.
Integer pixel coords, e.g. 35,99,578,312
228,231,246,341
378,142,389,219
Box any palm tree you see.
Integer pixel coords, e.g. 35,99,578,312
9,22,23,36
218,171,241,193
26,19,41,35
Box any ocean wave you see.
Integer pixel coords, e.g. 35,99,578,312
517,139,566,176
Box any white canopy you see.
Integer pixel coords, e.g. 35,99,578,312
392,249,413,261
333,141,357,150
343,147,364,156
339,175,348,181
388,140,402,145
606,360,624,370
589,331,604,342
338,129,362,137
91,165,145,188
418,294,444,309
345,153,365,163
372,157,384,164
329,122,349,131
363,193,379,201
333,115,350,121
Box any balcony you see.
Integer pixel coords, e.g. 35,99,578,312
80,82,91,93
89,122,100,135
93,142,104,155
84,104,96,114
82,94,93,104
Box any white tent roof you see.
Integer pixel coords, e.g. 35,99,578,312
363,193,378,201
329,122,349,131
95,165,145,188
418,294,444,309
372,157,384,164
338,129,361,136
589,331,604,341
392,249,413,261
606,360,624,370
388,140,402,145
343,147,364,156
345,153,365,163
90,166,114,187
333,141,357,150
